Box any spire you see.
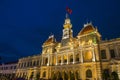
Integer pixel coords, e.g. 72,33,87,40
96,26,98,31
66,13,69,19
62,14,73,39
64,13,71,25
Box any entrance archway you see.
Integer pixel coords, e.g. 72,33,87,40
86,69,92,80
30,72,34,80
75,71,79,80
51,72,57,80
63,71,68,80
111,71,119,80
69,71,75,80
102,69,110,80
57,71,63,80
43,71,46,77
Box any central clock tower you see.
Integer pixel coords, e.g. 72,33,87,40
61,14,73,46
62,14,73,39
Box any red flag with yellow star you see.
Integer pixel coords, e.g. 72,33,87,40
66,6,72,14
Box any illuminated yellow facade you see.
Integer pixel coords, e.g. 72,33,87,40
16,15,120,80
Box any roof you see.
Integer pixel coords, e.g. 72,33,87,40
78,23,95,36
43,35,56,45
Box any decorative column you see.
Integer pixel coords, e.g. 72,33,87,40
67,53,69,64
114,44,119,58
48,54,50,66
42,55,43,65
92,48,95,62
81,50,83,63
51,55,52,65
33,68,37,79
61,55,63,65
117,65,120,79
73,53,75,64
106,46,111,60
56,55,58,65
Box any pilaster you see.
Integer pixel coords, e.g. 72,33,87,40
92,48,95,61
81,50,83,63
106,46,111,60
73,53,75,64
56,55,58,65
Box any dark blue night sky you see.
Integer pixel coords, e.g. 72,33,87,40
0,0,120,63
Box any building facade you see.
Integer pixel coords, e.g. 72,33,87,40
0,62,17,79
16,15,120,80
16,54,41,79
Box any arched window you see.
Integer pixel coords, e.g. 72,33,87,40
63,71,68,80
111,71,119,80
84,51,92,61
43,71,46,77
30,72,34,79
30,61,32,66
24,62,26,67
69,71,75,80
76,54,79,62
103,69,110,80
110,49,115,58
64,55,67,63
101,50,107,59
33,61,36,66
86,69,92,78
45,58,48,65
21,63,23,68
36,60,39,66
36,72,40,80
27,62,30,67
70,55,73,62
75,71,79,79
58,56,61,63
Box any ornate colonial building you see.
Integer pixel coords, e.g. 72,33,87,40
16,15,120,80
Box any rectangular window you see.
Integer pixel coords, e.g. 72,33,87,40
101,50,107,59
110,49,115,58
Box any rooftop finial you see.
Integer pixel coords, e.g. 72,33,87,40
49,32,54,38
96,26,98,31
86,18,89,24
